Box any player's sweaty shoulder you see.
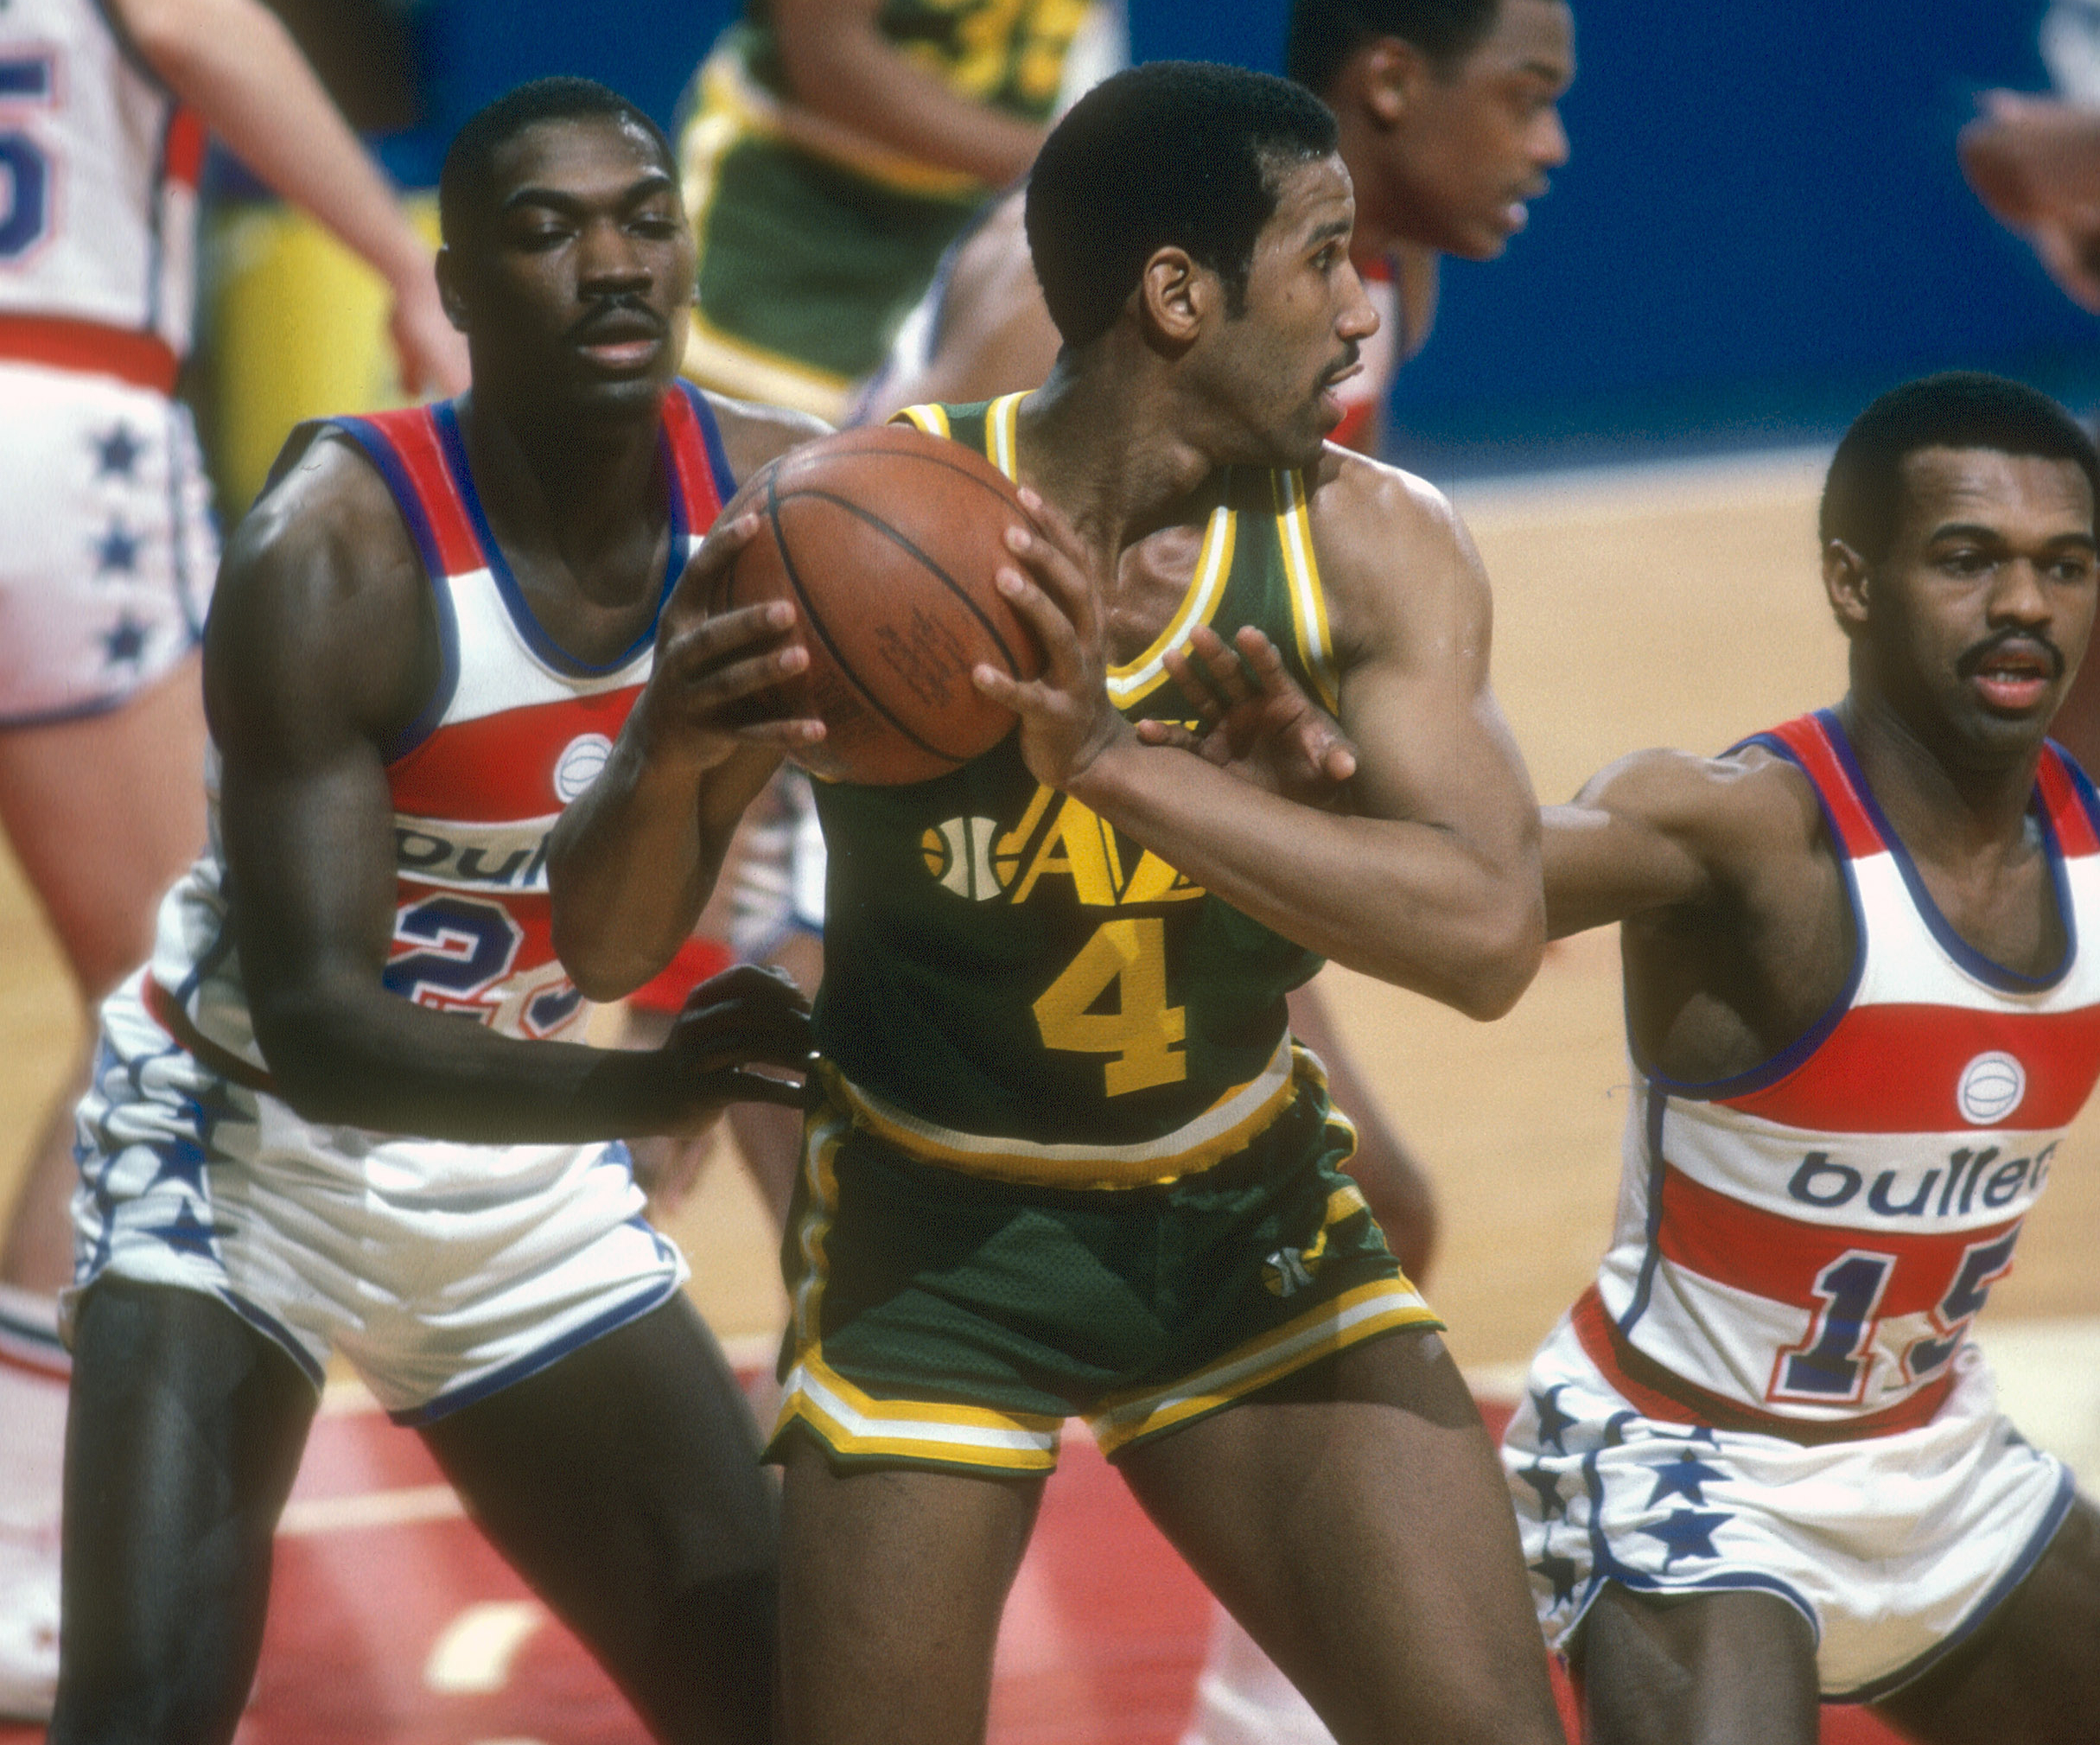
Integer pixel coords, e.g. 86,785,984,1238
703,391,832,490
207,428,434,734
1301,444,1491,666
1584,740,1827,883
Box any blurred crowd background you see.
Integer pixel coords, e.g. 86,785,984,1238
195,0,2100,520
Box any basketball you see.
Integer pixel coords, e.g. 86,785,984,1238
711,424,1045,786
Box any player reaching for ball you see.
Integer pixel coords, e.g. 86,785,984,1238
1500,373,2100,1743
550,61,1561,1745
50,80,824,1744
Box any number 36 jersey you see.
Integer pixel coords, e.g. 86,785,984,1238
139,386,735,1086
1580,710,2100,1438
808,394,1341,1186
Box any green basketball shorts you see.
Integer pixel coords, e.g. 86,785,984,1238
768,1047,1440,1474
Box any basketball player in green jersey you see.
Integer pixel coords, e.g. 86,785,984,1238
551,61,1559,1745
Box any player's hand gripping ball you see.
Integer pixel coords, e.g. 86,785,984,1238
711,424,1045,785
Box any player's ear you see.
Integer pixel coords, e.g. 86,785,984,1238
1136,246,1206,347
434,245,471,334
1823,538,1873,631
1353,34,1432,130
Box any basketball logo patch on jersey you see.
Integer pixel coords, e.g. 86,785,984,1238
922,816,1002,901
1957,1051,2026,1125
553,733,612,804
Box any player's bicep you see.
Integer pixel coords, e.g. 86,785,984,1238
1333,523,1536,867
1540,753,1734,939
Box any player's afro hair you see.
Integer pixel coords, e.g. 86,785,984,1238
1821,373,2100,565
1025,61,1340,348
1286,0,1506,93
439,78,676,251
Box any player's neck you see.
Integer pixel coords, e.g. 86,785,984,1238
1019,355,1230,556
1837,687,2046,869
455,385,667,583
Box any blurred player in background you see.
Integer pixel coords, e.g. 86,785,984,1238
1504,373,2100,1742
862,0,1574,457
52,79,819,1743
674,0,1118,420
0,0,466,1716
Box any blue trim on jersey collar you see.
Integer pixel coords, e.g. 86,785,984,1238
329,415,464,765
430,399,684,679
1626,725,1869,1105
676,378,739,502
1816,707,2077,995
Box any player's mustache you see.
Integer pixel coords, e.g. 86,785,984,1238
1956,626,2064,680
567,297,666,342
1320,343,1361,386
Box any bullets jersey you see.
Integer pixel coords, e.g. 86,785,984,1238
1578,710,2100,1437
140,385,736,1083
809,392,1341,1181
0,0,205,384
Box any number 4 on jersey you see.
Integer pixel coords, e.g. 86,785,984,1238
1034,916,1187,1096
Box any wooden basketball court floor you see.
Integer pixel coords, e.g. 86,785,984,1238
3,450,2097,1742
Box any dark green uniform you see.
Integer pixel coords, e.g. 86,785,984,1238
677,1,1089,417
773,396,1435,1474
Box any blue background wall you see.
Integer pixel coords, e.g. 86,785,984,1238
376,0,2100,474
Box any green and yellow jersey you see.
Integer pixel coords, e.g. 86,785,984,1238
678,1,1091,416
810,393,1348,1187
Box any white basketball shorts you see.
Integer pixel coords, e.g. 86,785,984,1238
1502,1311,2077,1701
67,971,689,1423
0,361,216,725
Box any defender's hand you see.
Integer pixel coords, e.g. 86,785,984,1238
654,963,816,1132
1136,626,1359,808
631,514,828,776
969,488,1132,791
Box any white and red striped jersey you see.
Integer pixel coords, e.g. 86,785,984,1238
141,384,736,1087
1575,709,2100,1442
0,0,205,391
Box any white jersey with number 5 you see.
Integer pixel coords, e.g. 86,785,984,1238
0,0,202,360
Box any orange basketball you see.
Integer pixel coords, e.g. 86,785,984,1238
712,424,1045,786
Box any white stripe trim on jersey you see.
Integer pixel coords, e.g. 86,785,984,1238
824,1033,1300,1188
1272,467,1340,714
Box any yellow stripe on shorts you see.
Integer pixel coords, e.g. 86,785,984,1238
1086,1277,1441,1457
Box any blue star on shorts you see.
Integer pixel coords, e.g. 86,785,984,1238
95,520,141,575
101,613,150,668
1644,1449,1728,1509
1638,1507,1732,1570
93,423,144,478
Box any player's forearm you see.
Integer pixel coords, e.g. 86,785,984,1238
546,736,765,1002
773,16,1042,187
1070,742,1544,1018
251,978,689,1142
119,0,432,294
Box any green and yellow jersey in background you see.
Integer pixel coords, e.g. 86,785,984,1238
677,2,1090,417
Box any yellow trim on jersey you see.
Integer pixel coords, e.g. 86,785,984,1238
680,308,851,422
1088,1278,1440,1456
820,1034,1302,1188
894,402,952,440
1105,494,1238,710
1272,468,1340,714
776,1350,1064,1472
681,47,985,206
983,390,1026,480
